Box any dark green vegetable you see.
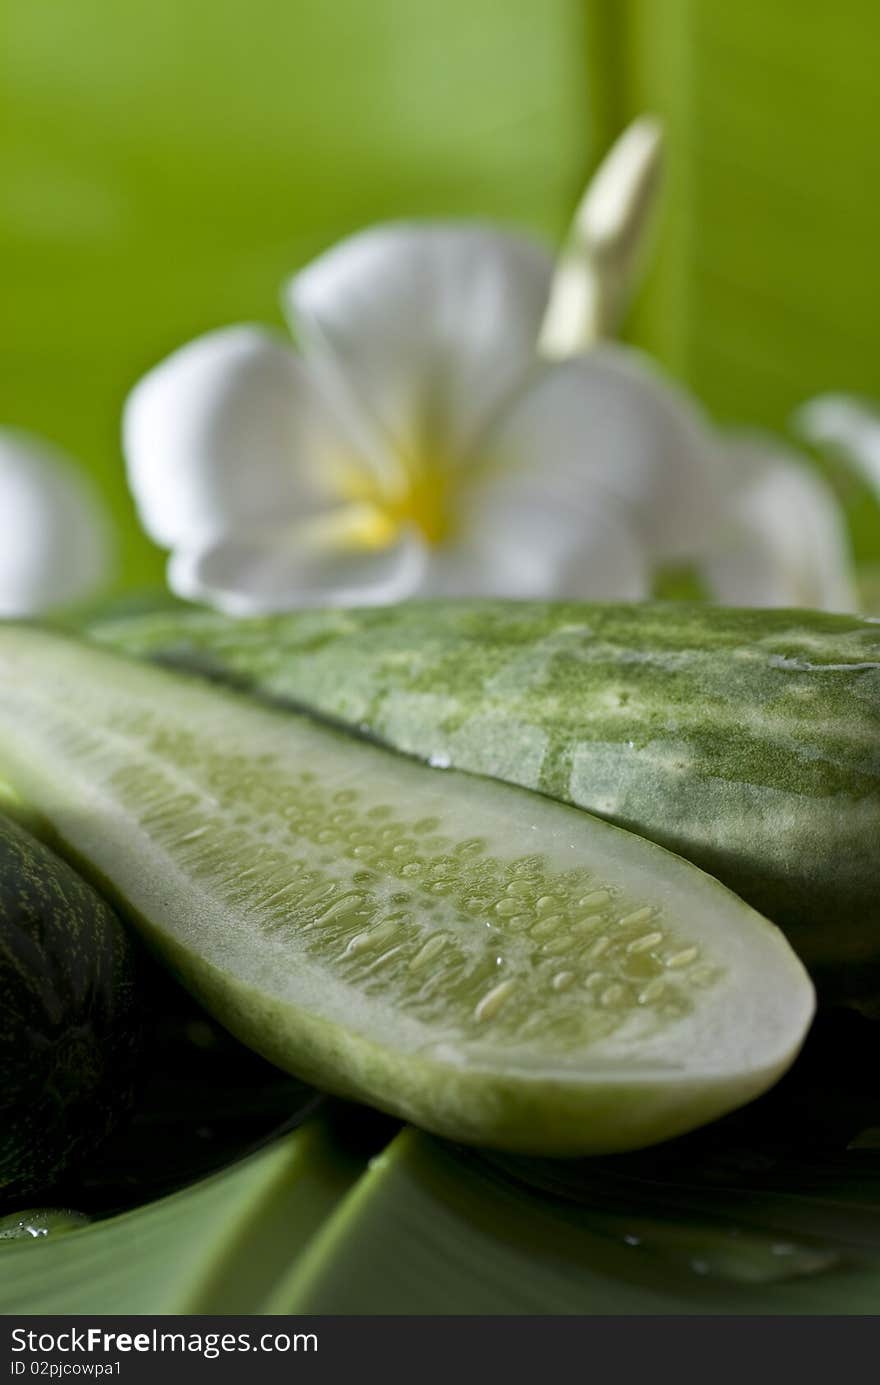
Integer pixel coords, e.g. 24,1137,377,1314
0,813,139,1198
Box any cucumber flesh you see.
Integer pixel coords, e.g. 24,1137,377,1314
0,627,814,1154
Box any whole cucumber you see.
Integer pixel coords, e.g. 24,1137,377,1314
0,812,139,1196
92,600,880,1008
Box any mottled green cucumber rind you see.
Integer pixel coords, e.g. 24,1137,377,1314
0,626,813,1155
91,601,880,1007
0,811,139,1197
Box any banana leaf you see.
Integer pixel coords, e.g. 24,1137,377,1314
6,1006,880,1314
0,1120,362,1315
270,1010,880,1315
5,1008,880,1307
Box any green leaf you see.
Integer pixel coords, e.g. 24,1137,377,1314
273,1134,871,1314
6,1008,880,1313
0,1119,363,1314
277,1013,880,1314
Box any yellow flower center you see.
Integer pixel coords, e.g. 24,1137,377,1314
383,467,453,545
334,459,455,549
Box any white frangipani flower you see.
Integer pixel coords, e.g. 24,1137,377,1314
540,116,664,356
0,430,111,617
536,123,858,614
700,434,857,611
123,113,857,616
795,394,880,495
124,223,727,613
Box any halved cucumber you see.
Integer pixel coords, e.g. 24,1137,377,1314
0,626,814,1154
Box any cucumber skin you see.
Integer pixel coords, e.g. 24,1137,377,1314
92,600,880,1006
0,813,139,1197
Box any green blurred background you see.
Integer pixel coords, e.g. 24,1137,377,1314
4,0,880,590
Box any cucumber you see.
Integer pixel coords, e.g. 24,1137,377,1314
0,811,139,1196
0,625,813,1154
91,601,880,1007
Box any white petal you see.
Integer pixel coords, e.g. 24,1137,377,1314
168,518,427,614
540,116,664,355
794,394,880,493
700,435,857,611
420,490,648,600
284,224,553,470
0,430,111,616
480,346,724,561
124,326,357,551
